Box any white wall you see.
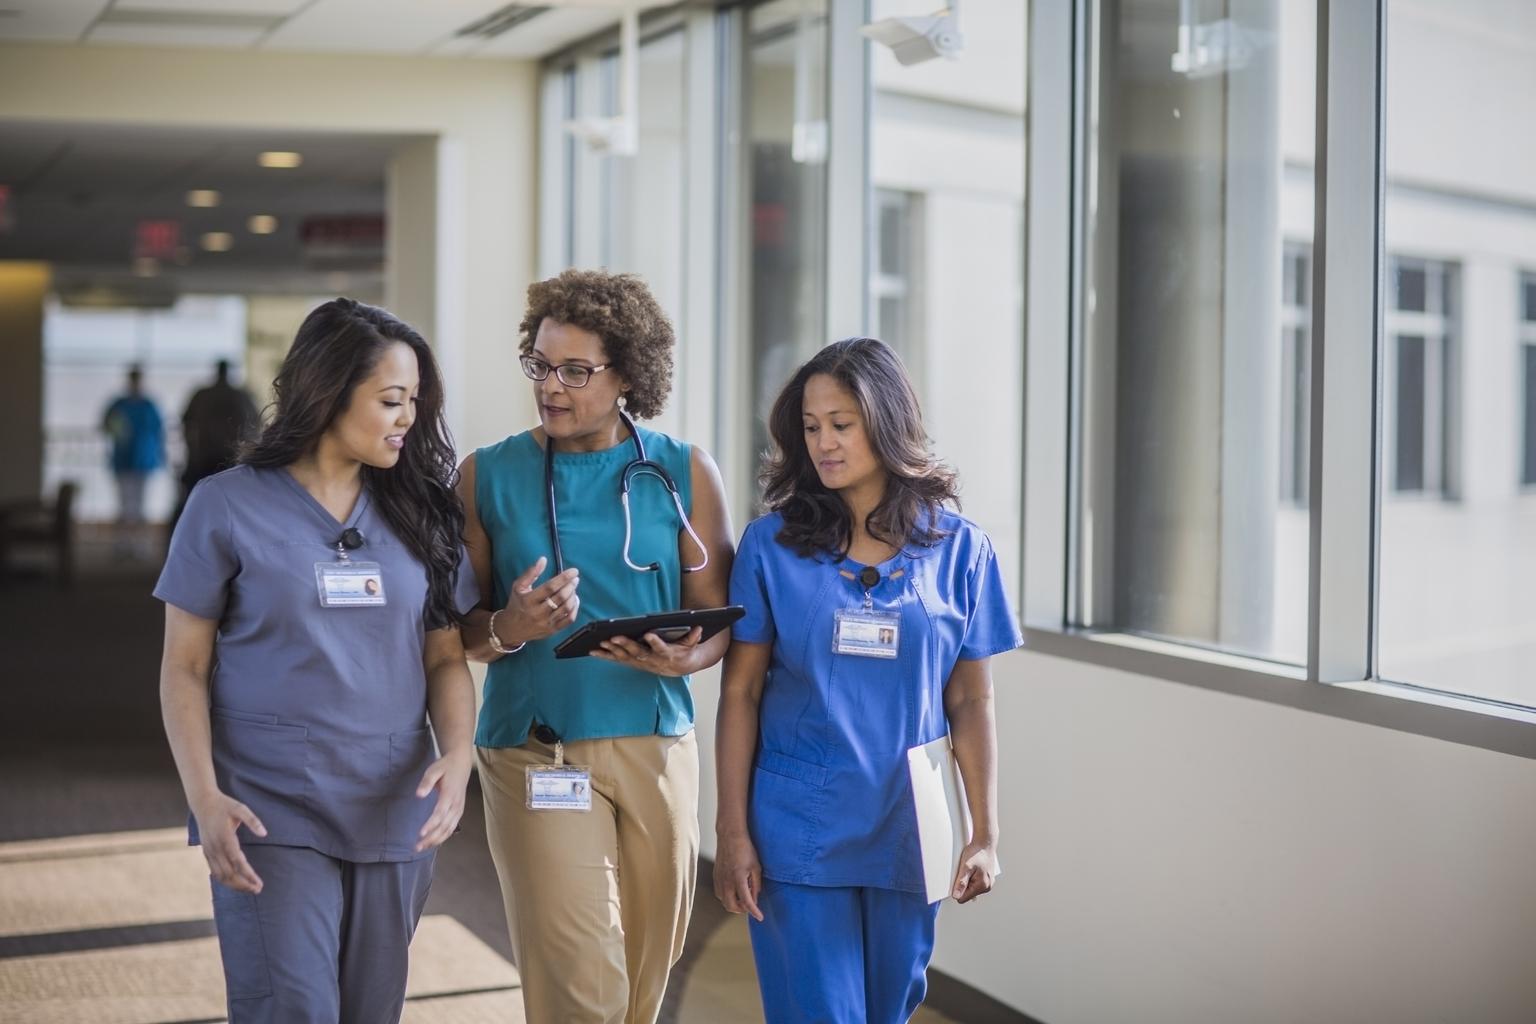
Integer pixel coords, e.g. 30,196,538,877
0,42,540,454
931,649,1536,1023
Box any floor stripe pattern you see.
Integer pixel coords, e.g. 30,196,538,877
0,828,523,1024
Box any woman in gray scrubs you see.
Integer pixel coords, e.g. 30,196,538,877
156,299,480,1023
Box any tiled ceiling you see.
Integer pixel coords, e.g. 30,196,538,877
0,0,676,60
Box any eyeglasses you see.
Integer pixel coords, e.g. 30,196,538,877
520,354,613,389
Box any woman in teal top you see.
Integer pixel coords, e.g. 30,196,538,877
458,269,734,1024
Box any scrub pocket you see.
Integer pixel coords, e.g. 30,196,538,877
385,727,437,852
210,881,273,1001
750,749,828,879
210,710,311,845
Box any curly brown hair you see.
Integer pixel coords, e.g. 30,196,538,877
517,269,675,419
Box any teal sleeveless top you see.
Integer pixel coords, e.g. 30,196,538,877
473,426,696,746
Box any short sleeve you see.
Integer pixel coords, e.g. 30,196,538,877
959,533,1024,661
153,478,238,620
729,518,776,644
453,546,482,616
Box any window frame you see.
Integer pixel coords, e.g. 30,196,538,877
1024,0,1536,755
1520,271,1536,489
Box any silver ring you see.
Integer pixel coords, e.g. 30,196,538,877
544,596,559,611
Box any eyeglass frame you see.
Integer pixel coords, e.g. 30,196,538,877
519,353,615,389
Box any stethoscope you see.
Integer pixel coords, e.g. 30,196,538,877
543,409,709,576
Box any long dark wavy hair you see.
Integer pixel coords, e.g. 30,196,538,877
762,337,959,559
242,298,466,628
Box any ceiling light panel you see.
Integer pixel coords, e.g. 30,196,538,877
87,23,273,48
262,0,514,54
114,0,309,13
186,190,221,207
258,151,303,168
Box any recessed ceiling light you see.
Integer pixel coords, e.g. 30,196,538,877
259,151,303,169
132,257,160,277
201,232,234,252
248,215,279,234
186,190,221,208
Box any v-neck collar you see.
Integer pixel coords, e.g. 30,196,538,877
276,466,371,540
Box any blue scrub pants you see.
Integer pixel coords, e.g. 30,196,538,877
210,844,434,1024
747,880,940,1024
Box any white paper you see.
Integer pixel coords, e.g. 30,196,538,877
906,734,974,903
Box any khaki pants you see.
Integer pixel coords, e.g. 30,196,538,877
477,730,699,1024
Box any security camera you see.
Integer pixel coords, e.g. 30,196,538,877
565,116,637,156
861,5,962,66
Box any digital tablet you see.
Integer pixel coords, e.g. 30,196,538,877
553,606,746,660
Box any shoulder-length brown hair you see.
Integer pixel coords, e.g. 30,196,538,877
761,337,958,558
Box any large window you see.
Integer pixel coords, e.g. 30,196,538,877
1071,0,1312,665
1375,1,1536,706
741,0,830,470
539,19,695,442
868,0,1026,604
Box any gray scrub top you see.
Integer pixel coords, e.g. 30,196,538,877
154,464,479,863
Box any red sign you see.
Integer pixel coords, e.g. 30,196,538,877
300,215,385,246
135,220,181,259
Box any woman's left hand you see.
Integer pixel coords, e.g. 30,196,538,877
591,627,704,677
951,840,1000,904
414,748,473,852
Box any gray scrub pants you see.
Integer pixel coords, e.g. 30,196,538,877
210,844,434,1024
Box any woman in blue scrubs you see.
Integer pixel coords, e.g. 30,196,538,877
716,337,1023,1023
157,299,480,1023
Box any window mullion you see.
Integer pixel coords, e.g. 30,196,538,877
1308,0,1386,683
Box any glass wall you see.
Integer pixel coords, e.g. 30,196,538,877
540,21,691,440
1376,1,1536,706
1074,0,1313,665
868,0,1025,603
742,0,830,471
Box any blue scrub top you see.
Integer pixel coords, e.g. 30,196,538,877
729,509,1023,893
472,427,696,746
154,465,480,863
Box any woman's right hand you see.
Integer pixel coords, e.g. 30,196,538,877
714,831,765,921
495,556,581,646
190,790,267,894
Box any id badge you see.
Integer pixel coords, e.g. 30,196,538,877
314,561,387,607
526,765,593,811
833,607,901,658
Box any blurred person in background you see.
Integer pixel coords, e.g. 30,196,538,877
174,358,260,530
101,364,165,556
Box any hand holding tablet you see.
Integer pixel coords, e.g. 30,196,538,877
553,606,746,659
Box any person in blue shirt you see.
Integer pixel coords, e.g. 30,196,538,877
101,365,165,550
716,337,1023,1024
458,269,735,1024
156,300,480,1023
